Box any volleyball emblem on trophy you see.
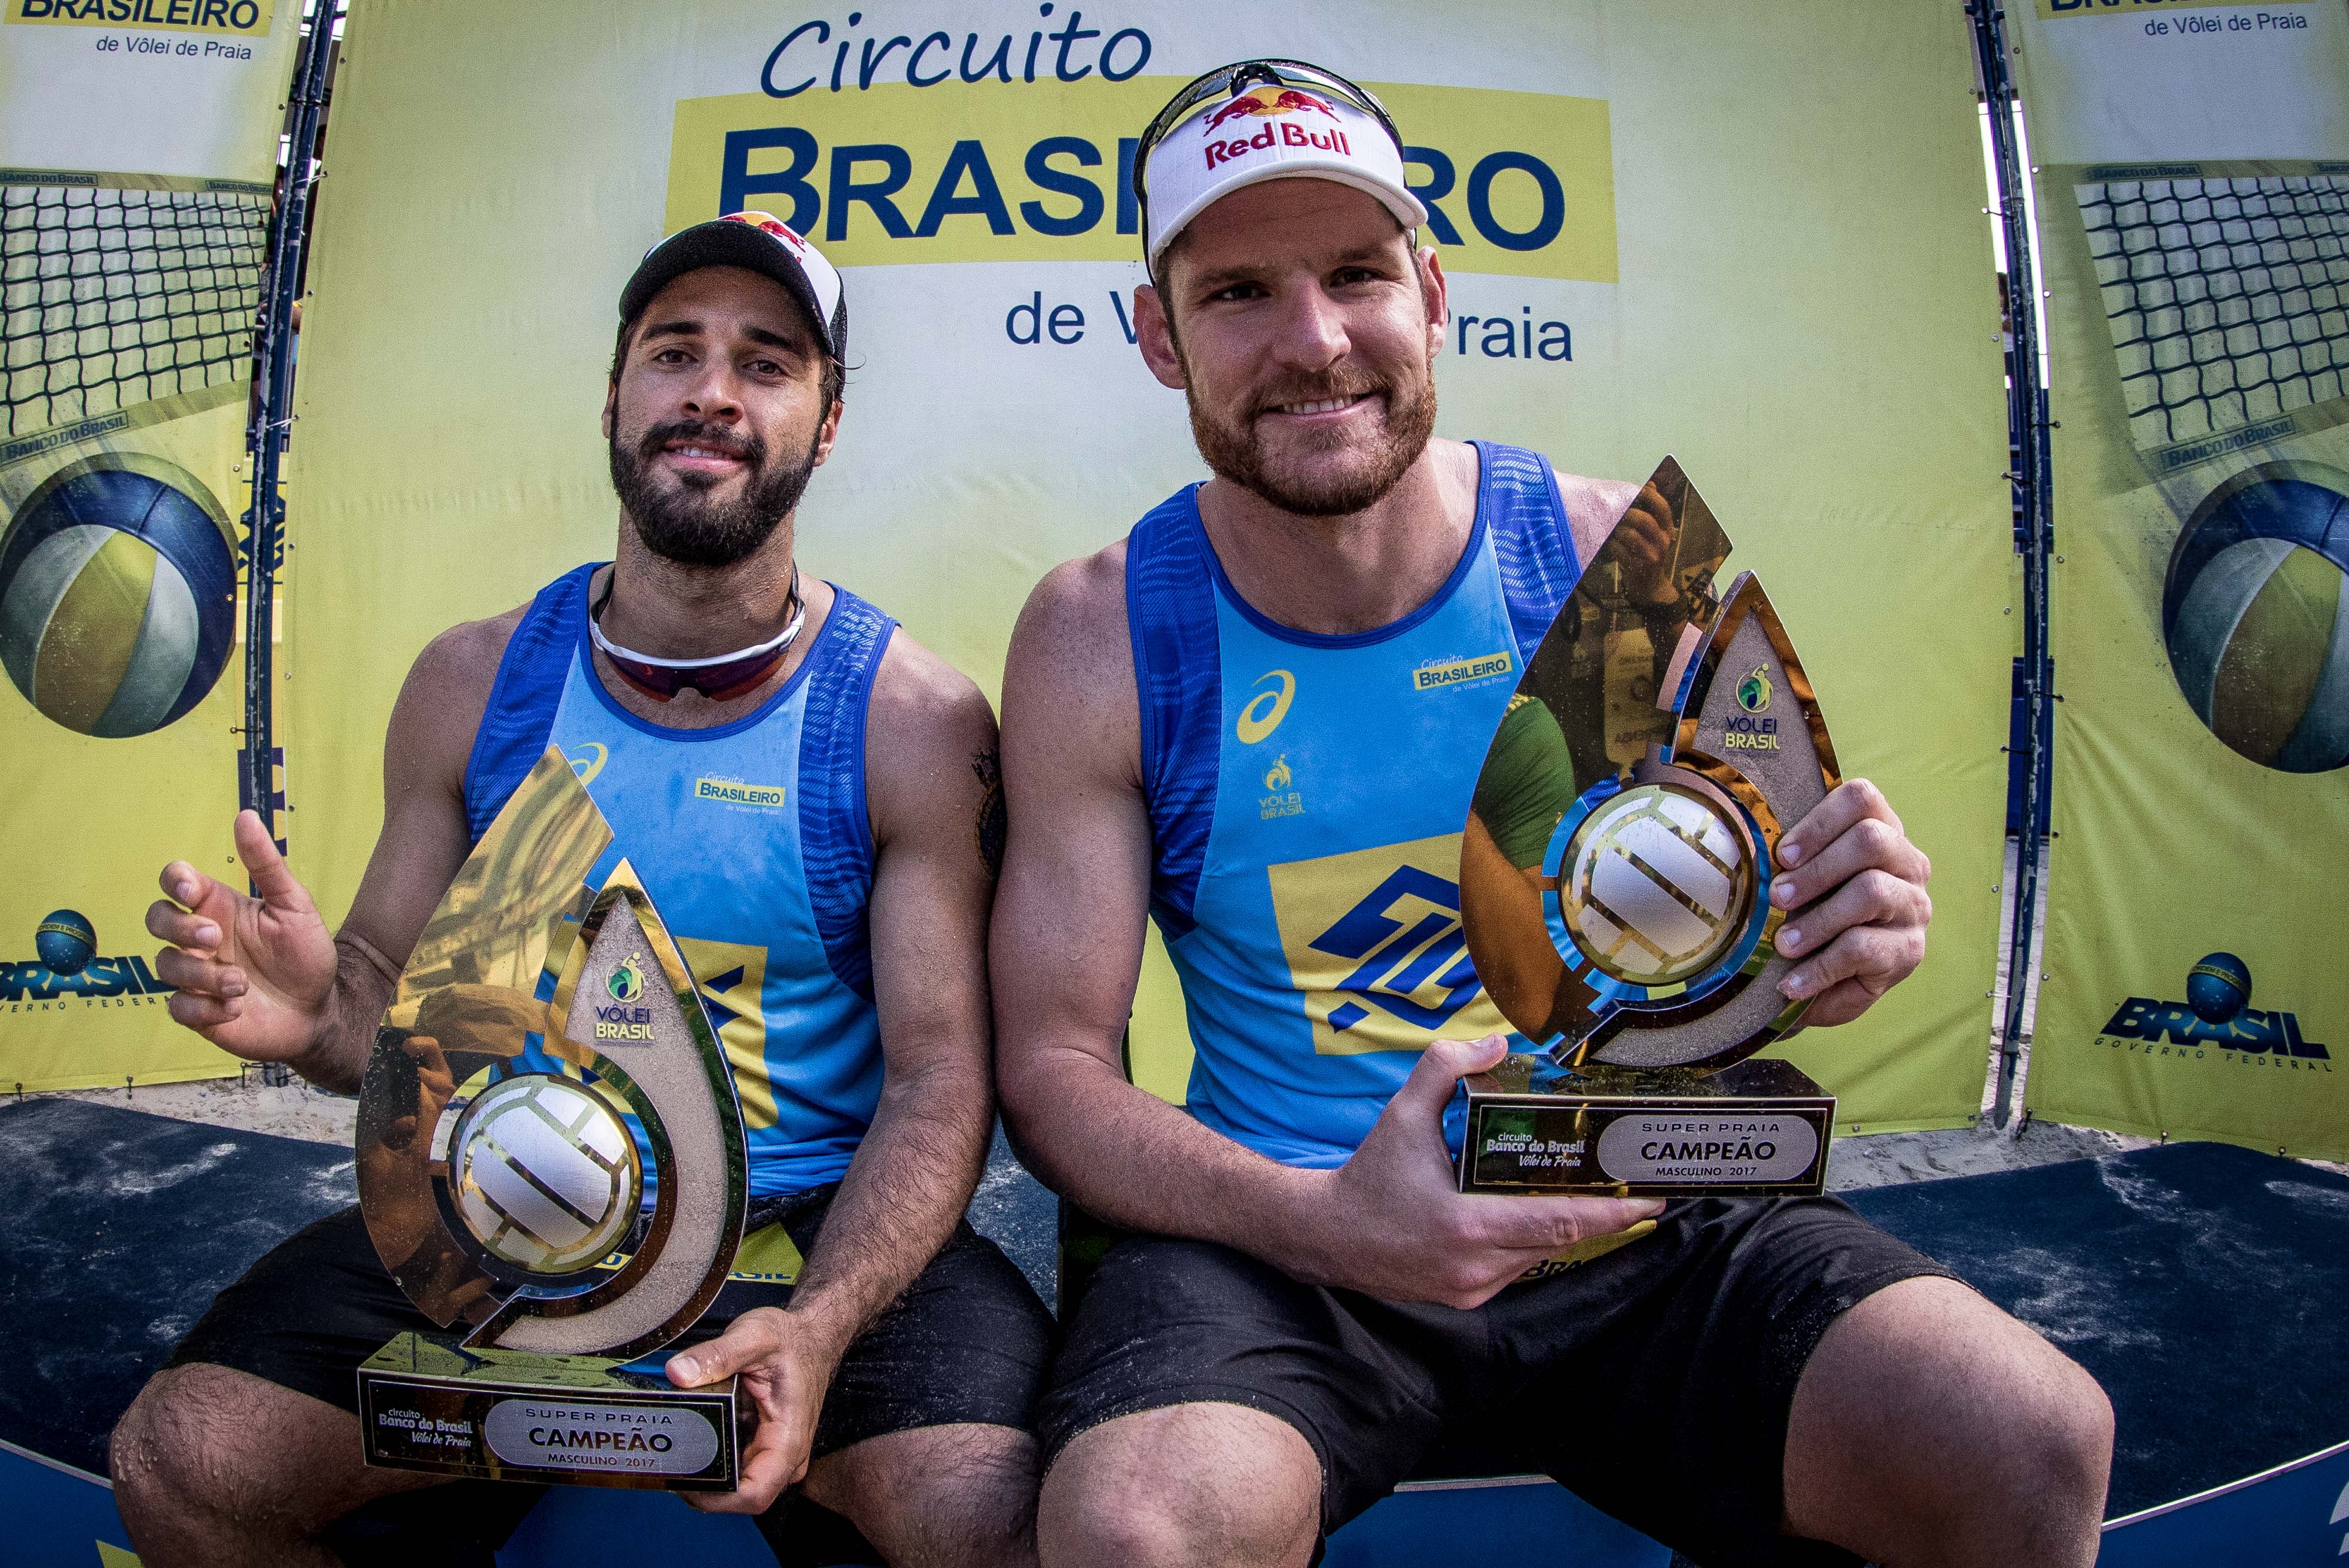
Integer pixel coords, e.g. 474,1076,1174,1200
0,455,238,739
449,1074,645,1276
2163,466,2349,774
1557,782,1756,987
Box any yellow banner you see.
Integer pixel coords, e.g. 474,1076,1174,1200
288,0,2010,1135
665,78,1616,282
2036,0,2318,19
2013,3,2349,1160
0,3,301,1091
0,393,254,1091
5,0,277,39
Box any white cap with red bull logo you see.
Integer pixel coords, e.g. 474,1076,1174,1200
1144,83,1428,270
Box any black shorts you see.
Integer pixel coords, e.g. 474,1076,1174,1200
167,1186,1053,1547
1036,1196,1958,1568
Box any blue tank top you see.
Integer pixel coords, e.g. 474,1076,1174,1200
1131,442,1583,1168
462,564,896,1200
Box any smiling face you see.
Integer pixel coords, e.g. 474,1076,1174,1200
603,265,839,568
1145,178,1446,517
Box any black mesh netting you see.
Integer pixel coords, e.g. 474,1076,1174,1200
1,183,268,439
2080,174,2349,453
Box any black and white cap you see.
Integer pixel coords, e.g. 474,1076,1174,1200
618,211,849,367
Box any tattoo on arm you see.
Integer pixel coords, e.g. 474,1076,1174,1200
971,749,1005,877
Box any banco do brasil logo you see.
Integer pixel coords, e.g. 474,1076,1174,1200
5,909,174,1011
2099,951,2330,1071
1311,867,1484,1037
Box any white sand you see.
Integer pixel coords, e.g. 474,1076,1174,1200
43,1074,360,1148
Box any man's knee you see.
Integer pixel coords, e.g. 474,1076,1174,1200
1788,1278,2113,1565
1998,1351,2114,1512
807,1421,1039,1568
113,1365,284,1539
115,1368,235,1513
112,1362,387,1560
1039,1404,1321,1568
1924,1300,2112,1516
1939,1342,2111,1567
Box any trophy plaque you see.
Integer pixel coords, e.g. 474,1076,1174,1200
353,746,751,1490
1458,457,1839,1199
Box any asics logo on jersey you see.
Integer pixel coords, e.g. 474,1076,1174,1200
1308,866,1486,1037
567,742,609,785
1236,669,1296,745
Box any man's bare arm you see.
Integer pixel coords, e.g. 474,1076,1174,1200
786,636,1002,1358
990,550,1327,1260
147,612,511,1093
672,633,1008,1511
991,551,1657,1307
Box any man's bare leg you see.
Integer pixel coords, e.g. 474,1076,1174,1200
1035,1402,1321,1568
805,1421,1041,1568
1783,1276,2113,1568
111,1364,450,1568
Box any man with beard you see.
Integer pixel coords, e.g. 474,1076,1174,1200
113,214,1052,1568
992,63,2112,1568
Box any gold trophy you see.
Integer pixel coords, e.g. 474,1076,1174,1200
1458,457,1838,1198
352,748,751,1489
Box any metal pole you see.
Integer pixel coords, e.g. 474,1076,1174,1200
238,2,339,860
1968,1,2056,1130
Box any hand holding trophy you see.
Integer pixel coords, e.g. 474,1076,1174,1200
1458,458,1842,1199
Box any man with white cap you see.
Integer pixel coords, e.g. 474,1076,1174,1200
114,213,1051,1567
992,61,2112,1568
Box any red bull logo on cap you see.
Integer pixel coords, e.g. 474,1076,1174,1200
725,210,811,256
1198,87,1354,171
1199,86,1343,137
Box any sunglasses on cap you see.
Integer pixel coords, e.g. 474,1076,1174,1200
1132,59,1406,261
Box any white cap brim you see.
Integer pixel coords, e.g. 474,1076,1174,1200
1149,162,1428,270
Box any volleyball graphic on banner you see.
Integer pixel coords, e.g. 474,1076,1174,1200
2163,471,2349,774
450,1074,644,1276
0,455,239,739
1560,782,1755,986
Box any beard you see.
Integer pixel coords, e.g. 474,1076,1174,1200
1183,358,1437,519
607,416,823,568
